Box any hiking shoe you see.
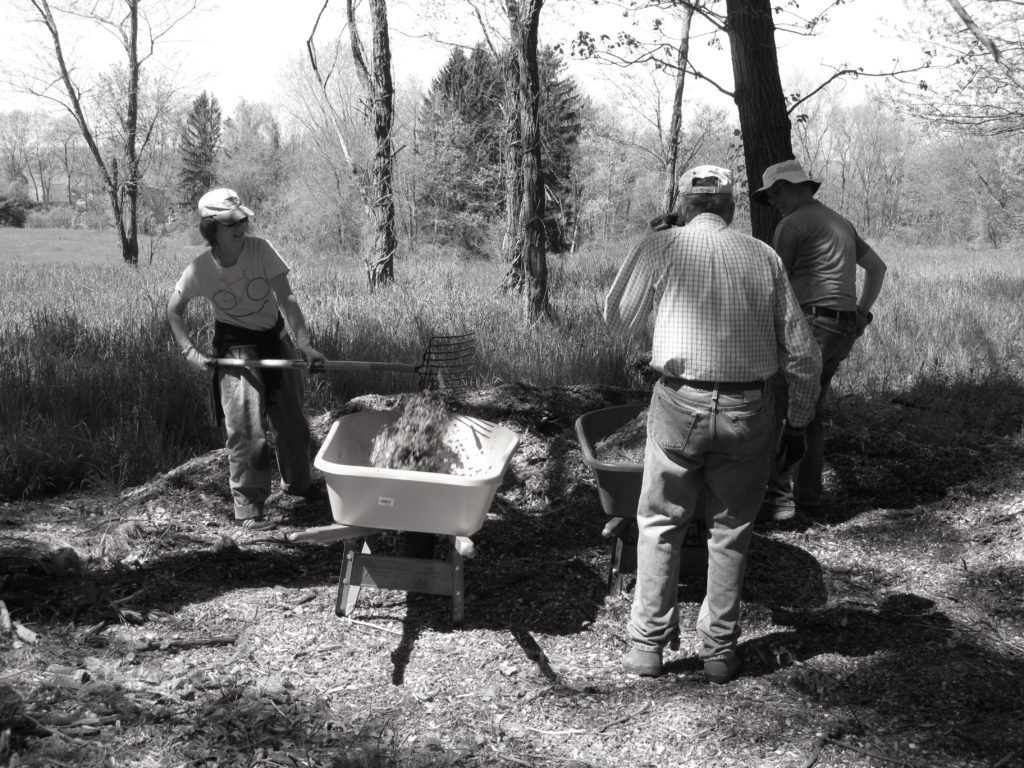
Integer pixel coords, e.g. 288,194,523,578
288,479,327,501
622,647,663,677
234,516,277,531
703,653,742,685
758,497,795,522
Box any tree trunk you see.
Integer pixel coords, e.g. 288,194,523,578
512,0,549,321
345,0,397,289
500,38,525,292
725,0,791,243
662,6,694,215
122,0,140,265
366,0,396,288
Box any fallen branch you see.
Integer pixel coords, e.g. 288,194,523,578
525,700,651,737
826,738,921,766
594,699,651,733
344,617,402,636
799,734,827,768
131,635,237,652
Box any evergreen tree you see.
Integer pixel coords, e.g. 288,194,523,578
417,44,586,255
178,92,222,204
418,46,505,255
538,47,588,252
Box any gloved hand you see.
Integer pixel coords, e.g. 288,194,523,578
856,308,873,337
649,211,685,231
295,338,327,370
775,423,806,473
182,344,212,371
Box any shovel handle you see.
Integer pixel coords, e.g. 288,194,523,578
212,358,417,374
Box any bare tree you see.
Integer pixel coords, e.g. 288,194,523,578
21,0,194,264
507,0,549,321
895,0,1024,134
661,3,695,215
308,0,397,289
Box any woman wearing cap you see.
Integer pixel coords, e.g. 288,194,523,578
166,188,327,531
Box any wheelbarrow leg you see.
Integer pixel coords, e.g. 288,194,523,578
336,538,371,617
448,537,465,626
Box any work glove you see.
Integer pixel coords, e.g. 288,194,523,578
649,211,685,231
775,422,806,473
182,344,213,371
295,338,327,370
855,308,873,337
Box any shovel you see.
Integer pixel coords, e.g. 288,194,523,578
211,332,475,391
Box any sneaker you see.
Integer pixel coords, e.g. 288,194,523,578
703,653,742,685
758,497,795,522
234,516,277,531
622,647,663,677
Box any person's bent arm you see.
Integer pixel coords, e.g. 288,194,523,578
603,241,655,334
857,248,887,315
167,291,211,370
271,273,326,367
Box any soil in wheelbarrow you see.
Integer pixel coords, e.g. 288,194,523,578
594,407,648,463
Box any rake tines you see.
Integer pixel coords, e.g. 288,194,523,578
417,333,476,392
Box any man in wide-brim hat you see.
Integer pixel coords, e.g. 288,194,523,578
753,159,888,523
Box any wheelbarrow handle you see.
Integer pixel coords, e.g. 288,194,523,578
211,358,418,374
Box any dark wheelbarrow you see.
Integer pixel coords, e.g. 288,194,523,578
575,403,708,596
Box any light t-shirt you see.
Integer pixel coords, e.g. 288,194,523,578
772,199,872,312
175,237,290,331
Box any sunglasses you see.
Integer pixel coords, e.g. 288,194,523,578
222,217,249,229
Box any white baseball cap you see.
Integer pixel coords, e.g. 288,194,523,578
678,165,734,197
198,188,254,222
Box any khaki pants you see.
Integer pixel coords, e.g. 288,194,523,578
218,337,313,520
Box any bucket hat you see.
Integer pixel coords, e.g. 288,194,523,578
751,160,821,205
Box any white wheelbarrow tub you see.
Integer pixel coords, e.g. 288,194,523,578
314,409,520,537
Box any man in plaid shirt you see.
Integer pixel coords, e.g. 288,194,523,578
604,165,822,683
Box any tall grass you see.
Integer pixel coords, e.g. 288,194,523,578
2,229,1022,500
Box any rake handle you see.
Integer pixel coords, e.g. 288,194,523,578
211,358,417,374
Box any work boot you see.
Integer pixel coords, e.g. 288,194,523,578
622,647,663,677
703,653,742,685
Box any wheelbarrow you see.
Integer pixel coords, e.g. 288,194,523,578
575,403,709,596
285,408,519,625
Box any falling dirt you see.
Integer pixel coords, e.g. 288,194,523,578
369,391,464,475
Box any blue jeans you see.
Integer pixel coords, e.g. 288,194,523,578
218,337,313,520
767,313,858,508
629,378,773,659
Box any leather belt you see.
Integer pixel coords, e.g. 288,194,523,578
803,305,856,320
663,377,764,394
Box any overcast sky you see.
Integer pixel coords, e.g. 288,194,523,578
0,0,924,118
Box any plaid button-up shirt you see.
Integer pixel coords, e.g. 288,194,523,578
604,213,822,427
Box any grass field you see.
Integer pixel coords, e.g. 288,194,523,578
2,226,1024,499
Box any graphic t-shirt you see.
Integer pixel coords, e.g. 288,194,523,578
174,237,290,331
